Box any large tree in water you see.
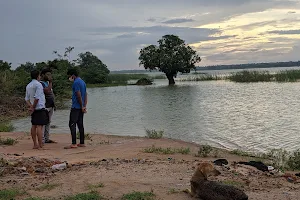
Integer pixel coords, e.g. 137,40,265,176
139,35,201,85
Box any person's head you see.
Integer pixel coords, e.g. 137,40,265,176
31,70,41,81
67,68,79,82
41,68,52,81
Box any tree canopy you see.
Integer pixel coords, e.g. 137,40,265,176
139,35,201,84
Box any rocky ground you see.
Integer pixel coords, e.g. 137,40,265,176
0,132,300,200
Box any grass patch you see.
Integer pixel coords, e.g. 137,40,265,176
230,149,253,157
145,129,164,139
64,191,103,200
143,145,190,155
87,183,105,190
196,145,213,157
0,137,17,145
25,198,45,200
0,189,24,200
36,183,60,191
0,122,14,132
76,132,92,140
167,188,181,194
122,191,155,200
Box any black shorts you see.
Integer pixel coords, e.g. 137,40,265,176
31,109,49,125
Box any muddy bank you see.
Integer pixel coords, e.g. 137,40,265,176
0,133,300,200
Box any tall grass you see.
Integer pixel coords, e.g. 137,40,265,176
229,69,300,83
275,70,300,82
177,74,223,81
229,70,273,82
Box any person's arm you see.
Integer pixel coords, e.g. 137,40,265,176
76,91,83,108
25,89,33,111
33,84,43,109
84,92,87,107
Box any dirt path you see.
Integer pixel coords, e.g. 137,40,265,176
0,132,300,200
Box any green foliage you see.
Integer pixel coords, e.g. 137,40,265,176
0,60,11,71
78,52,110,84
230,149,252,157
275,70,300,82
0,137,18,145
139,35,201,84
122,191,155,200
64,191,103,200
0,189,23,200
286,149,300,170
196,145,213,157
178,74,223,81
136,78,153,85
145,129,164,139
229,70,273,82
0,122,14,132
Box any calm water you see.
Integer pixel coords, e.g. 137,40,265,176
13,75,300,152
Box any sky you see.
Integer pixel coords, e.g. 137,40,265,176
0,0,300,70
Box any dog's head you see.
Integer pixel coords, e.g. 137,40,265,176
196,162,221,180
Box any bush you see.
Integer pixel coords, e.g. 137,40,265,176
196,145,213,157
287,149,300,170
145,129,164,139
0,137,18,145
136,78,153,85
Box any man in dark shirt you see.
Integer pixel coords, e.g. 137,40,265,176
65,68,87,149
40,68,56,144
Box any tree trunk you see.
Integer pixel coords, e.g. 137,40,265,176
166,74,175,85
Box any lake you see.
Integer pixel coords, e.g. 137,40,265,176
13,68,300,153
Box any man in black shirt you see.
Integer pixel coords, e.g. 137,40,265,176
40,68,56,144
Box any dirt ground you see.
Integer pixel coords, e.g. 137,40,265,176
0,132,300,200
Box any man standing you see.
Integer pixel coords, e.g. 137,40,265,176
25,70,49,149
65,68,87,149
40,68,56,144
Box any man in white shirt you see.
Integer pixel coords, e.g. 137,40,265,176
25,70,49,149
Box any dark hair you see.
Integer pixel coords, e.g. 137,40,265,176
31,70,40,79
41,68,52,75
67,68,79,77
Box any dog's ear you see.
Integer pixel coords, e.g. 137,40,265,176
199,167,208,180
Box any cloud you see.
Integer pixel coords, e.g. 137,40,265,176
267,29,300,35
162,18,195,24
0,0,300,70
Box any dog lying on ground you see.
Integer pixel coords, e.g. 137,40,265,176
185,162,248,200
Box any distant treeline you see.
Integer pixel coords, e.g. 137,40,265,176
197,61,300,71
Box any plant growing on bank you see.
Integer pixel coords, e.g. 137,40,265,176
0,123,14,132
145,129,164,139
122,191,155,200
139,35,201,85
196,144,213,157
286,149,300,170
64,191,103,200
0,137,18,145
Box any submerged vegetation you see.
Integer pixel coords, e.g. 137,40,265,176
178,69,300,83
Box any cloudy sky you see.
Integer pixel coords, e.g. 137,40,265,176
1,0,300,70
